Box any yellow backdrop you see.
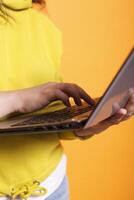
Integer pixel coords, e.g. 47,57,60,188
47,0,134,200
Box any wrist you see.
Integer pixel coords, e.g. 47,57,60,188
9,92,23,113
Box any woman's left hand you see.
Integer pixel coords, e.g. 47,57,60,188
74,93,134,138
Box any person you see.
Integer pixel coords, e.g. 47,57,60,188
0,1,133,200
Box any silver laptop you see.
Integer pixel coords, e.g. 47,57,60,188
0,48,133,135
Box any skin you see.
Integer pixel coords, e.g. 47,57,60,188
75,92,134,138
0,82,133,138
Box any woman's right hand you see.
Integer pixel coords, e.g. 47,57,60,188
14,82,95,114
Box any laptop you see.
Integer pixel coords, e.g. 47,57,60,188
0,48,133,135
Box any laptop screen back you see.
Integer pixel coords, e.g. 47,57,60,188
85,48,134,128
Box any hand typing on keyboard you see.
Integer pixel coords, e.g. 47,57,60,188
5,82,95,117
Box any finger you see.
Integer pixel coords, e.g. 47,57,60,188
101,108,127,126
122,93,134,120
76,86,95,106
60,83,95,106
91,109,127,134
112,102,121,112
73,95,82,106
59,83,83,106
65,87,82,106
67,87,82,106
53,90,71,107
75,108,127,136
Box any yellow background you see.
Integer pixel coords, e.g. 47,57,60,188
47,0,134,200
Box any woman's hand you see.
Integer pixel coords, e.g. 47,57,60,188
6,82,95,116
74,93,134,139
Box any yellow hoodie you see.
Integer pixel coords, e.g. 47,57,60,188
0,0,76,199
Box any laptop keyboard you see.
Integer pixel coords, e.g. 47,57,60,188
12,103,95,127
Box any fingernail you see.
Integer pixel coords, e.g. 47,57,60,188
119,108,127,115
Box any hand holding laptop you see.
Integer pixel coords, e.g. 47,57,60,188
74,93,134,138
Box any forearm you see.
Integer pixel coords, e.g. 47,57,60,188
0,91,20,119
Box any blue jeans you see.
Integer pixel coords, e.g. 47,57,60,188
45,176,69,200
